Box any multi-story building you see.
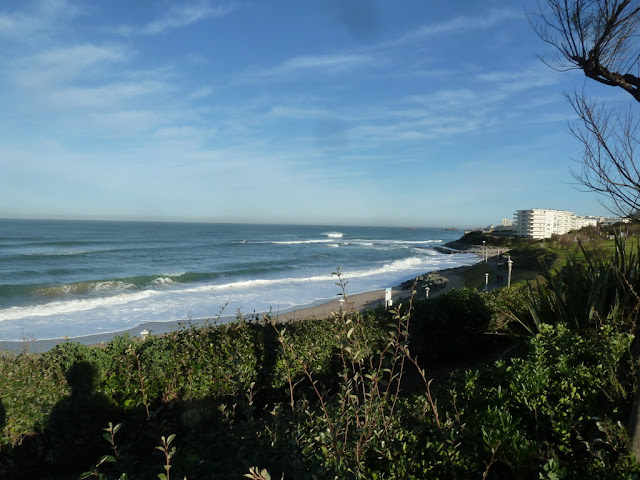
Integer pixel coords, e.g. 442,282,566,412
514,208,598,239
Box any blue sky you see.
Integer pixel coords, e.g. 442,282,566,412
0,0,628,227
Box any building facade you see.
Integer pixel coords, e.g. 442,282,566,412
514,208,598,239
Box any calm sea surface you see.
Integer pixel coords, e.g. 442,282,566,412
0,219,478,341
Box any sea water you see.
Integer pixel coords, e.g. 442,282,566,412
0,219,478,341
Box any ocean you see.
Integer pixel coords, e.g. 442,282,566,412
0,219,478,341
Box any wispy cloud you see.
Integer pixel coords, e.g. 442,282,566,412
189,86,213,99
0,0,82,41
476,64,561,93
390,8,522,46
269,105,330,118
154,125,216,138
92,109,164,133
38,44,127,67
45,81,168,109
404,89,477,108
258,53,375,77
13,44,128,87
116,1,236,36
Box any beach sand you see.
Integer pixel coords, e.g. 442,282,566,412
0,266,468,354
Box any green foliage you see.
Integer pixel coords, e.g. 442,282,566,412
409,288,493,361
507,245,559,270
485,282,530,331
515,235,640,334
452,230,527,248
435,324,637,479
42,341,111,386
0,350,67,447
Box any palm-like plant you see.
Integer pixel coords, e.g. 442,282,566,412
515,234,640,335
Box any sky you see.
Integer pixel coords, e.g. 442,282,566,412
0,0,631,228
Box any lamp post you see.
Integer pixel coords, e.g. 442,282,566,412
425,286,430,299
482,240,486,263
485,273,489,293
507,258,513,290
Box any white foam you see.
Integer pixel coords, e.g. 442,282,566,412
151,277,178,286
0,290,158,321
91,281,137,291
323,232,344,238
375,239,443,245
180,256,433,295
272,239,334,245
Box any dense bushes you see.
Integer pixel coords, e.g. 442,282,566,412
0,312,389,477
409,288,494,362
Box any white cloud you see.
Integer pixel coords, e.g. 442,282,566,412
154,125,217,138
116,1,236,36
347,113,488,144
0,11,30,38
8,42,131,93
92,110,164,133
390,8,522,46
269,105,330,118
0,0,82,41
476,65,561,93
37,44,127,68
259,53,375,77
405,89,477,106
46,81,168,109
190,86,213,99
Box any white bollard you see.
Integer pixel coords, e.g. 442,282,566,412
385,287,392,309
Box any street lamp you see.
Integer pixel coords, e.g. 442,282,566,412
485,273,489,293
482,240,486,263
425,286,430,299
507,258,513,289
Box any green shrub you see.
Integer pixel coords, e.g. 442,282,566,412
434,323,636,479
409,288,493,362
515,236,640,334
0,351,67,447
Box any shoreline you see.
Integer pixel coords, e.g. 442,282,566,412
0,265,472,354
0,287,408,353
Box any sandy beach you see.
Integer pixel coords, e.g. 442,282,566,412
0,265,469,354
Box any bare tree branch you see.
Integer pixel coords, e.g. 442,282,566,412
530,0,640,101
568,92,640,216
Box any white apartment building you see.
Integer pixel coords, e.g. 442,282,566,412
575,216,599,230
514,209,598,239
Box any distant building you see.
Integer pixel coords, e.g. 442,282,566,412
574,216,599,230
596,216,630,225
514,208,598,239
493,218,514,232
